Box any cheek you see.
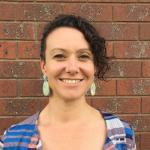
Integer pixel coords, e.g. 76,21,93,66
46,62,65,76
82,63,95,78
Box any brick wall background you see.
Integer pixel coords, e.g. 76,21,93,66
0,0,150,150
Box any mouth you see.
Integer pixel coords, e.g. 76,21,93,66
59,78,83,84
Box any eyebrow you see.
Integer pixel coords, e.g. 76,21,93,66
49,48,66,53
49,48,92,54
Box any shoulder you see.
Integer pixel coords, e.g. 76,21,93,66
102,112,136,149
1,112,39,149
3,112,39,134
102,112,135,136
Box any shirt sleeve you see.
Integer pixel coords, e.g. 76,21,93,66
0,130,7,150
123,122,137,150
0,139,3,150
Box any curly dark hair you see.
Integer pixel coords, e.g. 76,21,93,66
40,14,110,80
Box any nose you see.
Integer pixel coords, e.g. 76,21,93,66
65,56,79,75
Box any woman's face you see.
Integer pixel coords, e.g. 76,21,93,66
41,27,95,101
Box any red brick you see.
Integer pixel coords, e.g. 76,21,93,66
141,134,150,150
62,4,112,21
140,23,150,40
0,3,16,20
0,22,35,40
0,117,26,135
16,3,62,21
117,79,150,96
91,97,141,113
142,61,150,77
7,0,34,1
0,80,17,97
90,97,116,113
15,3,112,21
0,61,18,78
142,97,150,113
19,79,43,96
107,61,141,77
37,22,47,40
101,0,138,1
106,41,113,57
135,133,141,150
0,61,41,78
0,98,48,116
139,0,150,2
15,3,37,21
37,0,138,2
94,80,116,96
16,61,41,78
0,41,17,59
115,98,141,114
95,23,138,40
114,5,150,21
120,115,150,132
18,41,40,59
114,41,150,58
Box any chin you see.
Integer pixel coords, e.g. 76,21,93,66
61,93,85,102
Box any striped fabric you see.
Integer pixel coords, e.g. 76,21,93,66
0,111,136,150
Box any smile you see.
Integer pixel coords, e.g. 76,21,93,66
59,79,83,84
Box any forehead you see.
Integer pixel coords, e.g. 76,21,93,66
46,27,90,51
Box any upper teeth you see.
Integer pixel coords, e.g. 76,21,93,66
62,79,81,84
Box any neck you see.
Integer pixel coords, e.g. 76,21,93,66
39,95,93,125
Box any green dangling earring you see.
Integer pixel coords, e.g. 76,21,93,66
90,82,96,96
42,74,50,96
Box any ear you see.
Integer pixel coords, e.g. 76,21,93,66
40,59,48,76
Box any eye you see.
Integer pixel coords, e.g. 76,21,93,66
79,54,90,60
53,54,65,59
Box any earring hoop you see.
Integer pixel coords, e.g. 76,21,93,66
42,74,50,96
90,82,96,96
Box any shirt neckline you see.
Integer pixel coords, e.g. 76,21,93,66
33,109,110,148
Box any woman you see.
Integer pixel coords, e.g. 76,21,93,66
0,15,136,150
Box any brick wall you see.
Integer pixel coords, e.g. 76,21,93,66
0,0,150,150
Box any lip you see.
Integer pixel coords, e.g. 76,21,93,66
59,78,83,80
58,78,84,86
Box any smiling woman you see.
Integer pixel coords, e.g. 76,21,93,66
41,27,95,101
0,15,136,150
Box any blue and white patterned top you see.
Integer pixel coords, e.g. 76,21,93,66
0,111,136,150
